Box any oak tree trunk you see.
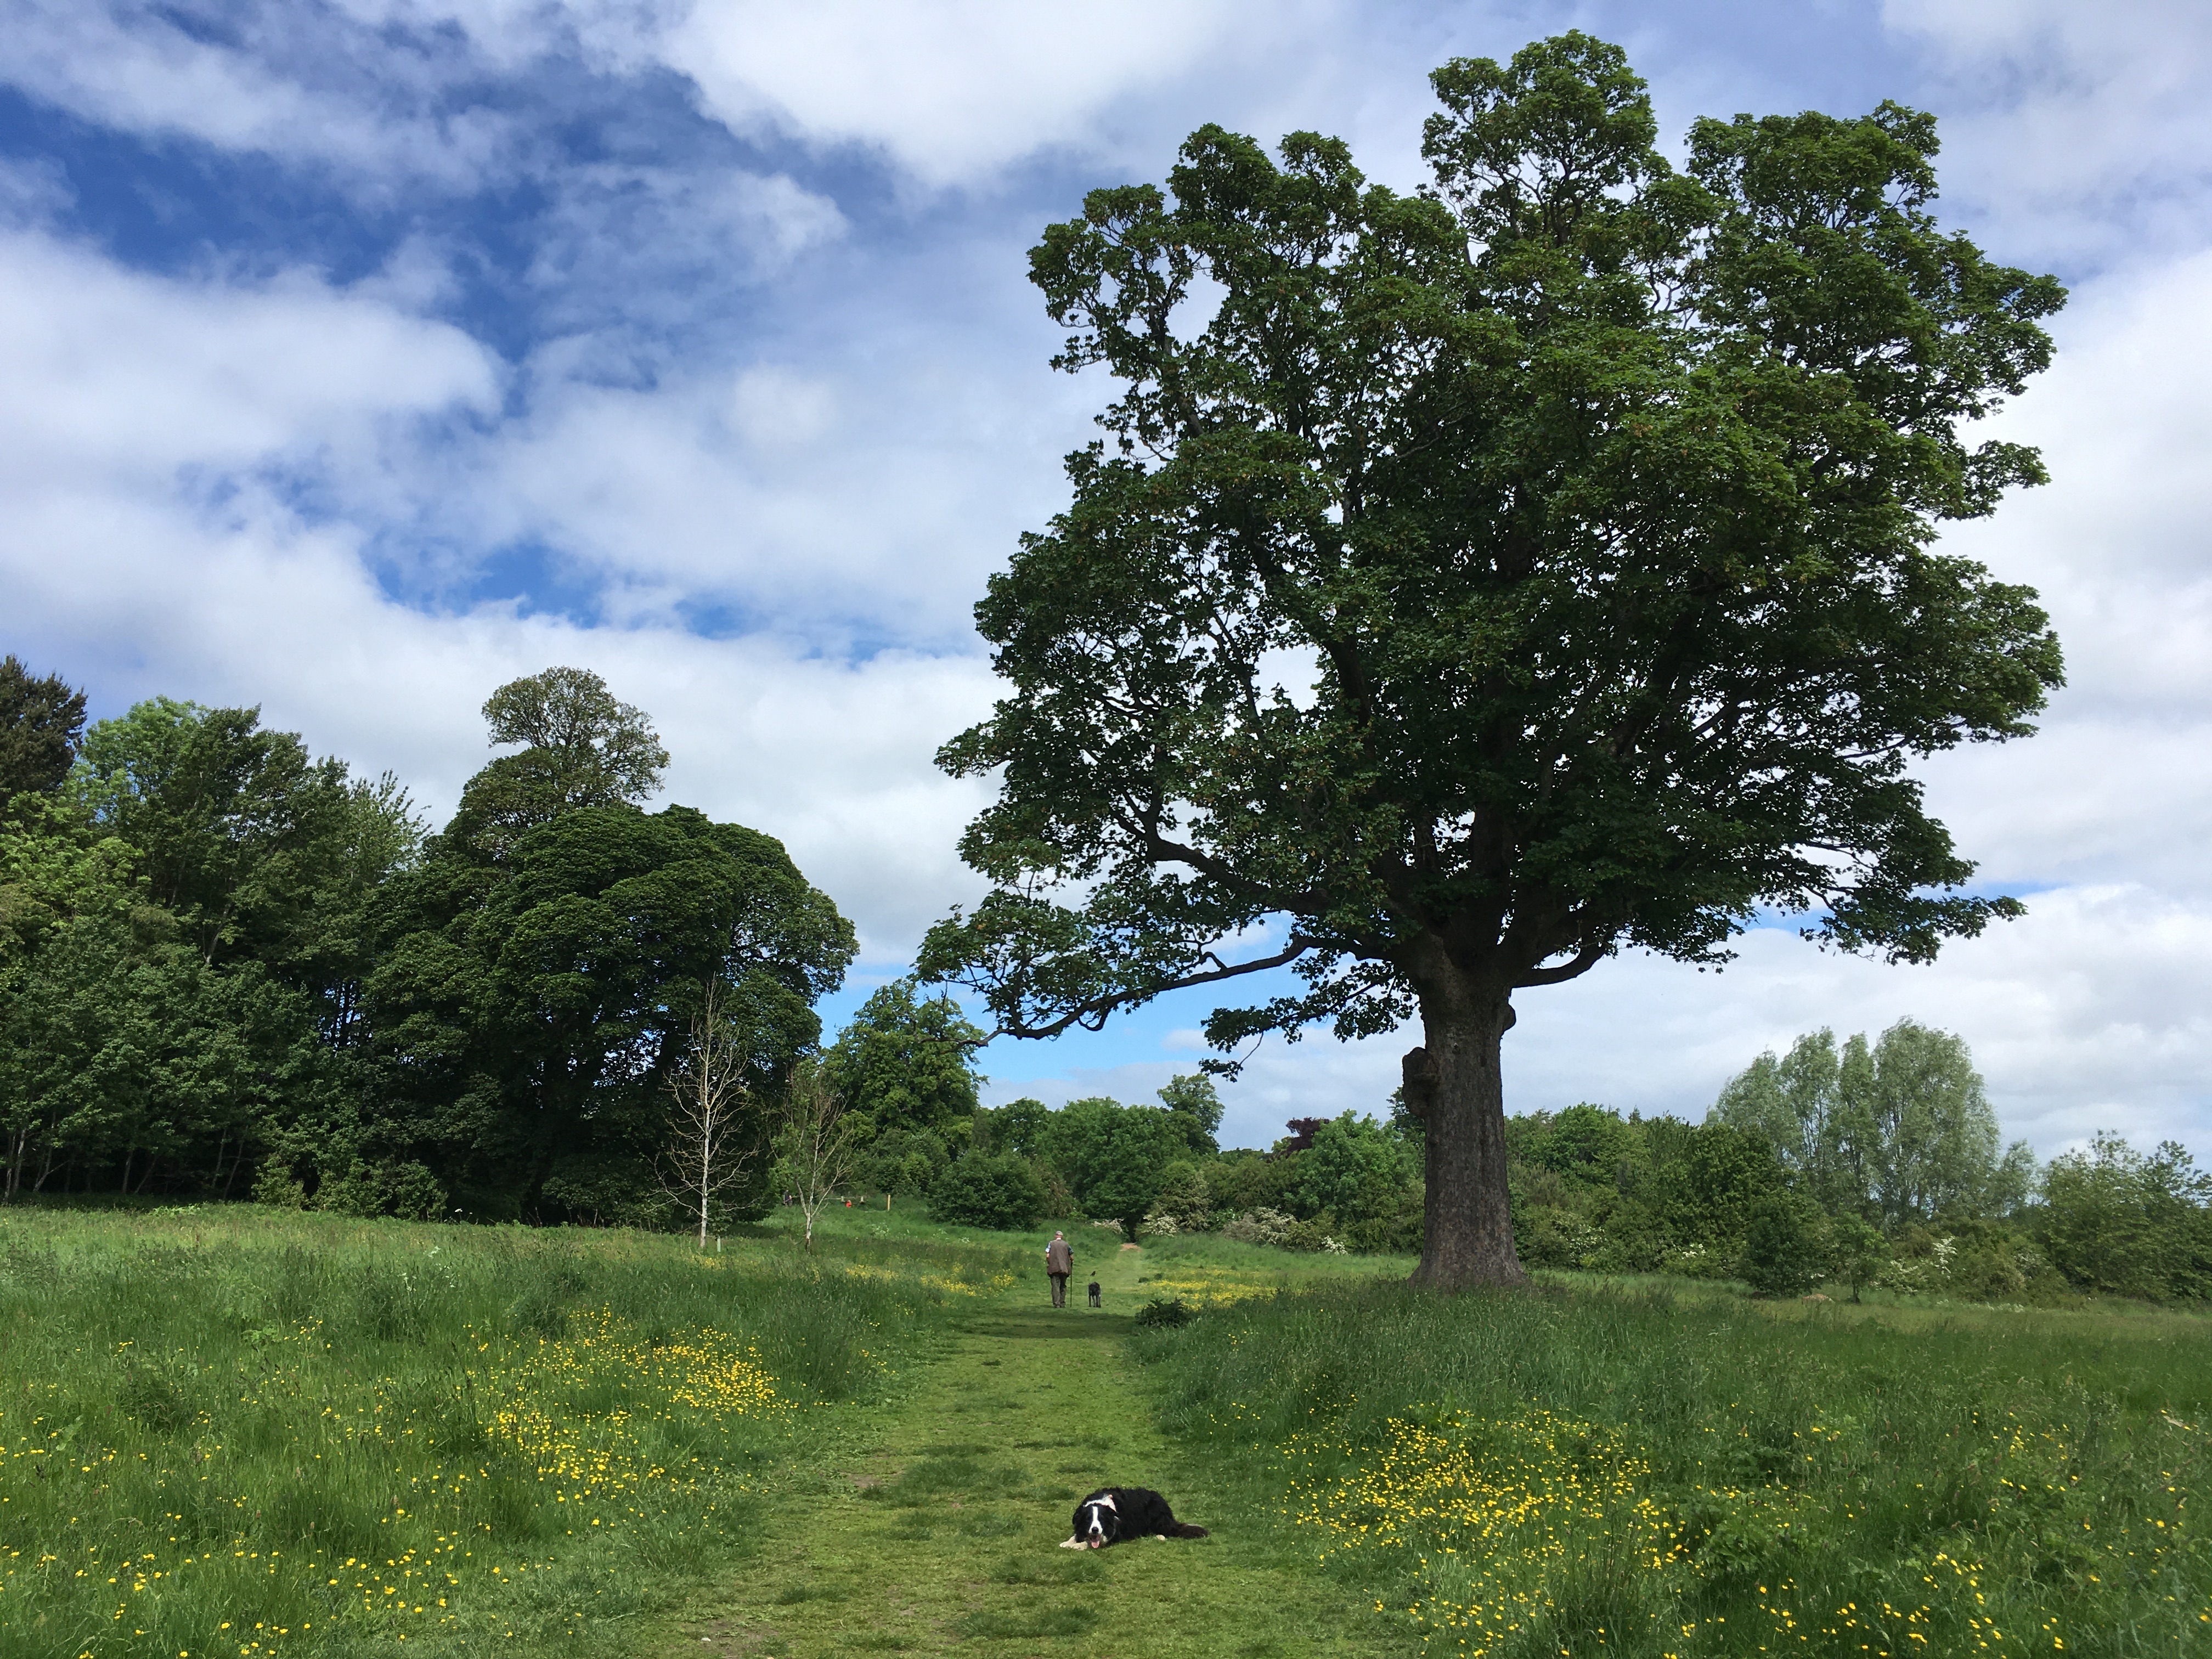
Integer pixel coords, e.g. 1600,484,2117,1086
1406,974,1528,1290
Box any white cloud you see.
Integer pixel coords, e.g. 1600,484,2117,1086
0,155,72,227
1881,0,2212,264
426,301,1091,641
729,364,836,448
0,221,1003,956
1912,248,2212,900
0,0,1312,196
0,228,498,486
526,164,847,326
0,0,529,187
657,0,1254,186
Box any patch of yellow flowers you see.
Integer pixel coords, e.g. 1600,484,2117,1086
487,1306,789,1496
839,1265,1017,1296
0,1311,791,1654
1282,1407,1713,1655
1135,1271,1283,1308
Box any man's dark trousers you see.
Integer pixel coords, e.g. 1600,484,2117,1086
1049,1272,1069,1307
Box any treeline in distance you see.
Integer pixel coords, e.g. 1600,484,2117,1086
3,656,2205,1304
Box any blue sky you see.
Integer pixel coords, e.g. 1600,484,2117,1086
4,0,2210,1154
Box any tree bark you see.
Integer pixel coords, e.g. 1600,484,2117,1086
1407,970,1528,1290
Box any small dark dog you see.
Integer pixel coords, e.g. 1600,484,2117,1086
1086,1279,1102,1307
1061,1486,1209,1549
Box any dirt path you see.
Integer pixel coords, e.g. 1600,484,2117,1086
659,1239,1396,1659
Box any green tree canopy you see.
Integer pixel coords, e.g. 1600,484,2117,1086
824,978,986,1141
367,803,854,1220
1296,1110,1416,1221
66,699,422,1035
2038,1133,2212,1303
1156,1071,1224,1153
1042,1096,1184,1239
1528,1103,1634,1187
974,1095,1051,1159
929,1152,1047,1231
0,657,87,801
1712,1019,2032,1222
73,700,349,964
919,32,2063,1286
445,667,670,860
0,791,336,1203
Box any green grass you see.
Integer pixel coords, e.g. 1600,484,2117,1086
664,1214,1404,1659
8,1201,2208,1659
0,1204,1017,1657
1131,1275,2212,1657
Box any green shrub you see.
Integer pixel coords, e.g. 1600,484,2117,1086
251,1162,308,1209
928,1153,1047,1231
1221,1207,1295,1247
1133,1296,1193,1327
1740,1190,1824,1297
314,1158,448,1220
1144,1161,1212,1234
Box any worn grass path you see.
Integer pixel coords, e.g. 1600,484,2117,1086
654,1238,1400,1659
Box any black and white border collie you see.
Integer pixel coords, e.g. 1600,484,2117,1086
1060,1486,1209,1548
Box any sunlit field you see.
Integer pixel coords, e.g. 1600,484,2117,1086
1135,1279,2212,1658
8,1202,2208,1659
0,1205,1021,1657
1120,1229,1411,1308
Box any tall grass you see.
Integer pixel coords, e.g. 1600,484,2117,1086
0,1205,1020,1657
1133,1280,2212,1657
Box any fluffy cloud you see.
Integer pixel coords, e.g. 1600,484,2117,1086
3,0,2209,1166
655,0,1256,185
1881,0,2212,264
0,0,1297,195
0,0,534,186
0,220,1000,955
0,230,500,482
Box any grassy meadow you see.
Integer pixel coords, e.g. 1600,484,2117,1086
2,1203,2207,1659
0,1203,1022,1658
1133,1258,2212,1657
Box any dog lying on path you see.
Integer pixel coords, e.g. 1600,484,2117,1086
1060,1486,1209,1548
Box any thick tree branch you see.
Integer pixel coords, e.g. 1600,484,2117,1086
986,935,1318,1041
1512,940,1608,988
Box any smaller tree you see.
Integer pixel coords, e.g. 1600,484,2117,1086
1741,1190,1825,1298
1296,1111,1415,1222
777,1059,856,1254
1825,1212,1888,1303
929,1153,1046,1231
2039,1133,2212,1302
1156,1073,1224,1154
974,1096,1051,1158
0,656,88,801
824,978,986,1140
1045,1097,1183,1240
658,984,758,1248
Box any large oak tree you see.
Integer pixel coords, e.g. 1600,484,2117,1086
917,35,2064,1287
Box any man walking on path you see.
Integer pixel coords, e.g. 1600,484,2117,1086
1045,1231,1074,1307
